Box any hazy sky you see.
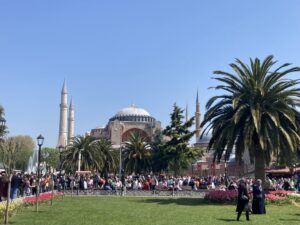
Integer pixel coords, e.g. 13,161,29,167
1,0,300,148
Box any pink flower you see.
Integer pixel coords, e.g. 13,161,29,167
205,190,238,203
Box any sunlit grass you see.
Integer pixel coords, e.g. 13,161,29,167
11,197,300,225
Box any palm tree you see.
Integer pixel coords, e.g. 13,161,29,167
94,138,118,179
201,55,300,183
62,135,100,171
123,132,152,174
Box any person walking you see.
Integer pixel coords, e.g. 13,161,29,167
236,179,250,221
252,179,266,214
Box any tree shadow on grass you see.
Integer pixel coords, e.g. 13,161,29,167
136,198,233,206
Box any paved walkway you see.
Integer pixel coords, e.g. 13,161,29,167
63,189,207,198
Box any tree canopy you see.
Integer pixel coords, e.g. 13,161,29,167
41,147,60,172
163,104,202,176
123,132,152,174
201,55,300,183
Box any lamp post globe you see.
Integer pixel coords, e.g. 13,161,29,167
36,134,44,212
37,134,44,146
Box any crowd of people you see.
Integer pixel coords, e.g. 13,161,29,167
62,173,300,193
0,170,299,202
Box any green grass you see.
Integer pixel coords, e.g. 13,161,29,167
10,197,300,225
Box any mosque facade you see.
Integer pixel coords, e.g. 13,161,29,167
89,91,203,147
90,104,162,146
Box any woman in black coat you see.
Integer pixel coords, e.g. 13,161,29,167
236,179,250,221
252,179,266,214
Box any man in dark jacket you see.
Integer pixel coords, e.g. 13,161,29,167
236,179,250,221
0,172,9,201
10,172,22,199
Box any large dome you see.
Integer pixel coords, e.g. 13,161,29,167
115,104,151,117
110,104,155,123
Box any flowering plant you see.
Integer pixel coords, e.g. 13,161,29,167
204,190,238,203
0,198,24,219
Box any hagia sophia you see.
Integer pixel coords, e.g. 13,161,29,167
89,104,162,147
57,81,253,176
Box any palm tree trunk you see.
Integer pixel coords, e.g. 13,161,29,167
254,149,265,187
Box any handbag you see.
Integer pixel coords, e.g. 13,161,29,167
242,195,248,200
256,193,263,199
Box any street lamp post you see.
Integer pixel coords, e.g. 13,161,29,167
119,144,122,179
36,134,44,212
58,145,64,174
58,145,65,199
224,161,227,177
78,149,82,172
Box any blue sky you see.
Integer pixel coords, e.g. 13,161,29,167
1,0,300,148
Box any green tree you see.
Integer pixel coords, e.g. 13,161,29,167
163,104,201,176
94,138,118,178
123,132,152,174
41,147,60,172
13,135,35,171
201,55,300,184
150,130,168,173
0,137,17,224
62,135,100,172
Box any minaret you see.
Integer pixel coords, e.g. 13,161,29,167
68,97,75,144
195,90,201,141
57,81,68,147
185,104,189,122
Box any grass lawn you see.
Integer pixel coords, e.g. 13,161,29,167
11,197,300,225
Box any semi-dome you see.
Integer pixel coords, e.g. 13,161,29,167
115,104,151,117
110,104,155,123
196,133,212,144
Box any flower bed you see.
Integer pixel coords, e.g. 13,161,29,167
265,190,300,204
204,190,238,203
23,192,62,205
205,189,300,205
0,198,23,219
0,192,62,219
